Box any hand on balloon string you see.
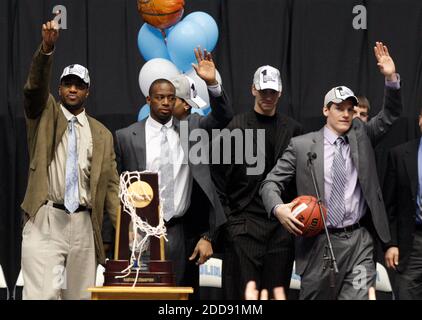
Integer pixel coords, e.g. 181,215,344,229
192,46,218,86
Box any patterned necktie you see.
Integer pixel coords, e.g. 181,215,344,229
328,136,347,226
159,126,175,221
64,117,79,213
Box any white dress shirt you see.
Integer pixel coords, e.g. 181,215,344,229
145,116,192,219
47,105,92,207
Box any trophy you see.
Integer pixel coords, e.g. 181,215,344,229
103,171,175,286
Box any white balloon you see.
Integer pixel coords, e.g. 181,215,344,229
185,68,223,109
139,58,180,97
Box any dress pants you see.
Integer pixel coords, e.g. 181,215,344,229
223,212,295,300
21,202,96,300
164,221,186,286
299,227,376,300
396,229,422,300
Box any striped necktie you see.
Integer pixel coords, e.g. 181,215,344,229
328,136,347,226
159,126,175,221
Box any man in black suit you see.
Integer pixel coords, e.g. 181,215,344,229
115,48,233,297
384,110,422,299
212,65,302,299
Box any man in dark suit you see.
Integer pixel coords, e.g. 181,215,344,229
384,111,422,299
212,65,302,299
21,18,119,299
115,48,232,296
260,42,402,299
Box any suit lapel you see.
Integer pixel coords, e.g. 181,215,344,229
54,108,68,157
346,129,359,172
131,120,147,170
310,129,325,202
404,139,419,197
87,116,104,202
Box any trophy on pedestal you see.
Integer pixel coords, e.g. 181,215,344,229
103,171,175,286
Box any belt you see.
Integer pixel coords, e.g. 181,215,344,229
165,216,184,228
45,201,90,214
328,222,361,234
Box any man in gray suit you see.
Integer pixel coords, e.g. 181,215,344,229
260,42,402,299
115,48,233,296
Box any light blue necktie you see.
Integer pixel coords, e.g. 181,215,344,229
159,126,175,222
64,117,79,213
328,136,347,226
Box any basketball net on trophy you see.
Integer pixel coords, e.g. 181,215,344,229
115,170,168,287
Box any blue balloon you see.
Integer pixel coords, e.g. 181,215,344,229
184,12,219,52
138,104,150,121
137,23,171,61
202,106,211,115
191,108,205,116
167,20,208,72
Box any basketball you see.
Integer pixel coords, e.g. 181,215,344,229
291,195,327,237
137,0,185,30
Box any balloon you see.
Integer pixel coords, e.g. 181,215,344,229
185,68,223,108
138,58,180,97
138,104,150,121
184,11,219,52
167,20,208,72
137,0,184,30
191,108,204,116
202,106,211,115
137,23,171,61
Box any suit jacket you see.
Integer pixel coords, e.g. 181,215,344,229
212,111,302,218
383,138,421,271
260,86,402,275
21,46,120,264
114,91,233,240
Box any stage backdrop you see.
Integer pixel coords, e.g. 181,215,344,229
1,0,422,290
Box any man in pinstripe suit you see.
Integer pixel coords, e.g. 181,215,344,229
212,65,302,299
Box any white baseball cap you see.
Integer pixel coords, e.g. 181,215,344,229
60,64,90,86
253,65,282,92
170,74,207,109
324,86,358,107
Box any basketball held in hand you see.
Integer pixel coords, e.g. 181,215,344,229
291,195,327,237
137,0,185,30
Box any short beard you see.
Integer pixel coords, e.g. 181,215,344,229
61,100,85,112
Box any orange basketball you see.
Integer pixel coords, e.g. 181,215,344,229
137,0,185,30
291,195,327,237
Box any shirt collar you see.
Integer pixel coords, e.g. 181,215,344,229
61,104,88,127
146,115,173,132
324,126,341,145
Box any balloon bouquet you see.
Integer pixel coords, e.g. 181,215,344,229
136,0,221,120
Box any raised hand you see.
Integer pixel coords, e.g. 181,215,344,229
42,15,59,53
374,41,397,81
192,47,218,86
